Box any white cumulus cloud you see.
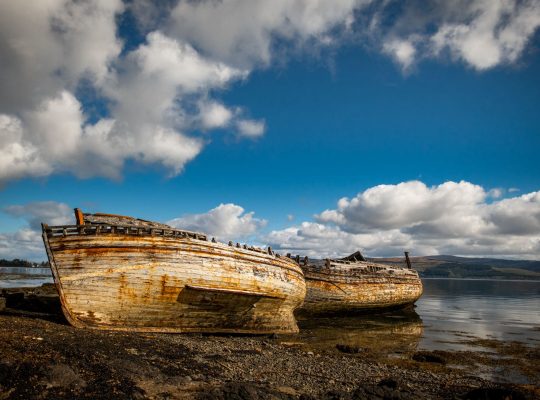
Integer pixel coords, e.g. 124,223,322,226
1,201,74,260
199,101,234,130
383,39,417,70
236,119,266,138
1,1,540,185
429,0,540,70
168,203,267,242
266,181,540,259
3,185,540,261
4,201,73,230
0,3,255,185
0,0,123,112
376,0,540,71
167,0,367,68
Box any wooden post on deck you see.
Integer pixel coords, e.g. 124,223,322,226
74,208,84,225
404,251,412,269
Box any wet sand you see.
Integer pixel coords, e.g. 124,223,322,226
0,285,538,399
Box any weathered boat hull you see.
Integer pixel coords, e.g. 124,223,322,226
43,227,306,334
299,262,423,315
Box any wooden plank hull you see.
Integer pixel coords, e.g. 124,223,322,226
299,262,423,315
43,231,306,334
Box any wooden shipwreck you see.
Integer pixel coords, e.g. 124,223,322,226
41,209,306,334
294,251,423,315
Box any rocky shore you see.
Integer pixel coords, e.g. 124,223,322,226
0,285,537,400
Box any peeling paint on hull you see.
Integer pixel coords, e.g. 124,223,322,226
299,261,423,315
42,229,306,334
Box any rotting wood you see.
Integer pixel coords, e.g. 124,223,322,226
340,250,366,262
404,251,412,269
74,208,84,225
298,251,423,315
42,209,306,334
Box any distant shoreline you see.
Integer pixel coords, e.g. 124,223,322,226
2,263,540,283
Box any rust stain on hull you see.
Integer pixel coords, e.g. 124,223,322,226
42,222,306,334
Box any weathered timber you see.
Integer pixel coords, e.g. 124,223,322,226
298,251,423,314
80,209,172,230
404,251,412,269
42,210,306,334
341,250,366,262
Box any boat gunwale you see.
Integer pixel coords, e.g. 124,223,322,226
43,223,302,273
44,235,303,279
302,268,420,278
44,223,207,241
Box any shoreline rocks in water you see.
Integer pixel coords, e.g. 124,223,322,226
0,285,538,399
1,284,62,320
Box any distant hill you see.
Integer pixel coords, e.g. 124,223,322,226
370,255,540,280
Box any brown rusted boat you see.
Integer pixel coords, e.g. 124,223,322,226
295,251,423,315
41,209,306,334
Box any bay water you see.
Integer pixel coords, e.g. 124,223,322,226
1,270,539,353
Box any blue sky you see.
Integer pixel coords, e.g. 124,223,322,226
1,1,540,260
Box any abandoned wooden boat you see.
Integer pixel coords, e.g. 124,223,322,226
41,209,306,334
294,251,423,315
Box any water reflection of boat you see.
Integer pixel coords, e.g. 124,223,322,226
296,309,423,355
41,209,306,334
296,251,423,315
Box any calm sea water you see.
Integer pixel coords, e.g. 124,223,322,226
291,278,540,385
0,267,53,288
417,278,540,350
1,270,539,350
294,278,540,355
